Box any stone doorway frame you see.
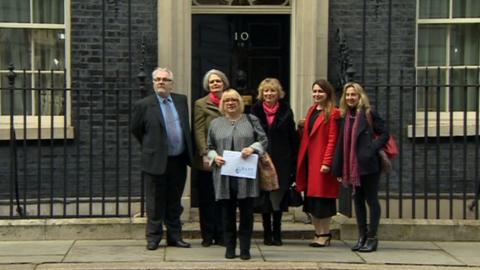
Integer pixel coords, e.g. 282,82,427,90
156,0,329,219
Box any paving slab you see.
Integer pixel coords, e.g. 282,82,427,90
318,263,480,270
35,261,320,270
165,239,263,261
0,255,64,264
343,240,440,250
73,239,146,246
356,248,464,266
0,240,73,256
435,242,480,266
257,239,362,263
32,261,480,270
0,265,36,270
64,240,164,263
2,239,480,269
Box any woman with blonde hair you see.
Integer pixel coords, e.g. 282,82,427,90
296,79,340,247
332,82,389,252
207,89,268,260
251,78,298,246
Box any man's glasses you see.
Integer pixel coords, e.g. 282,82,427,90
153,77,172,83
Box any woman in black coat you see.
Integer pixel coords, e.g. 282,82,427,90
332,82,389,253
251,78,299,246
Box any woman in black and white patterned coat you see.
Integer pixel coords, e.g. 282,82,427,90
207,89,268,260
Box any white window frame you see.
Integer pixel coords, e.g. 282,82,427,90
412,0,480,138
0,0,72,140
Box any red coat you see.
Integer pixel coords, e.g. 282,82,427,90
296,106,340,198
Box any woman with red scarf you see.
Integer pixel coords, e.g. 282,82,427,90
251,78,298,246
193,69,229,247
332,82,389,252
296,79,340,247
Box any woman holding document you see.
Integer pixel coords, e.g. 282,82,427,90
207,89,268,260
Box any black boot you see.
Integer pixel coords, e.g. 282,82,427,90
240,249,251,260
272,211,283,246
358,237,378,252
262,213,273,245
351,235,367,251
225,246,236,259
239,233,251,260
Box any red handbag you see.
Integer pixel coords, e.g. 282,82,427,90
367,112,399,173
367,111,399,159
383,135,399,159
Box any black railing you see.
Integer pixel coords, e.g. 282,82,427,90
1,67,479,220
356,66,480,220
1,66,144,219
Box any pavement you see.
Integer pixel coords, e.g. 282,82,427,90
2,238,480,270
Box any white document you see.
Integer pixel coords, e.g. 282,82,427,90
220,150,258,179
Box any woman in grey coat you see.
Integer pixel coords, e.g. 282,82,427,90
207,89,268,260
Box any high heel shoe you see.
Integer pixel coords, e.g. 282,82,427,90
309,233,332,247
351,236,367,251
358,237,378,252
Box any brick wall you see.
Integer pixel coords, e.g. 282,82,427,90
0,0,158,204
328,0,477,195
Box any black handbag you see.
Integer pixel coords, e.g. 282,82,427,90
288,184,303,207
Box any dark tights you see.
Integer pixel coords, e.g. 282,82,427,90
353,172,381,238
220,192,254,253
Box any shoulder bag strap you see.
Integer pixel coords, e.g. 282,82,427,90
245,114,258,141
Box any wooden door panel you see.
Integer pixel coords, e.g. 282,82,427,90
191,14,290,207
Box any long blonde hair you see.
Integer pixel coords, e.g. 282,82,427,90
339,82,372,116
312,79,336,123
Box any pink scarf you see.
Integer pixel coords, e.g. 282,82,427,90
262,102,280,127
209,92,220,107
342,110,361,188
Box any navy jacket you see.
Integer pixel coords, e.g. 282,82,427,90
332,109,389,177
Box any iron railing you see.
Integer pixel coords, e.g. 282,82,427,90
1,66,145,219
1,66,479,220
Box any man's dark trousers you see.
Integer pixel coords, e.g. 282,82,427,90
145,154,187,244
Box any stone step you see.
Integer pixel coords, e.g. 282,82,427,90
2,214,480,241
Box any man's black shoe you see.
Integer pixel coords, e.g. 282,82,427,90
146,241,159,250
167,239,191,248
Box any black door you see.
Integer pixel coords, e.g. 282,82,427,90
192,14,290,108
191,14,290,206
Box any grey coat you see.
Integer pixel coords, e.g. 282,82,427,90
207,114,268,200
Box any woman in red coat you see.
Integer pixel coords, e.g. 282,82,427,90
296,79,340,247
